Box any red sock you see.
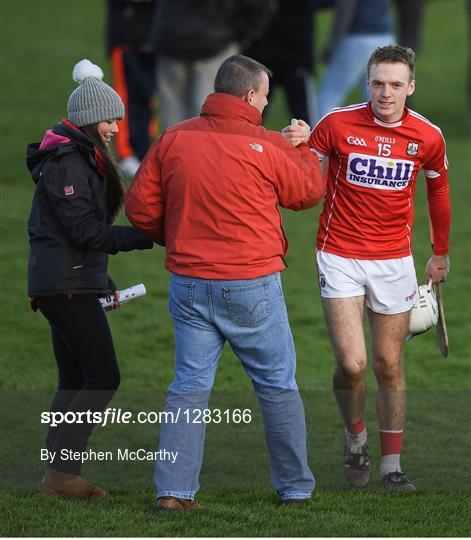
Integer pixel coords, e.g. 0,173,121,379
346,420,365,435
379,430,403,456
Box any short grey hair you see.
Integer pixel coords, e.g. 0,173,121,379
214,54,272,97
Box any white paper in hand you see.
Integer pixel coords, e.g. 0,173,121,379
99,283,146,310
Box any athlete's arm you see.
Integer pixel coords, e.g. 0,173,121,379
424,133,451,283
426,178,450,282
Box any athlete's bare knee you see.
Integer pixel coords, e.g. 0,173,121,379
335,357,367,386
373,355,403,386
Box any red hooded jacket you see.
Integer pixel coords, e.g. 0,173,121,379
125,92,324,279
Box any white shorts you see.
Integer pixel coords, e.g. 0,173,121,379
316,251,418,315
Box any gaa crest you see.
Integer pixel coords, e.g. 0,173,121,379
406,141,419,156
319,273,326,288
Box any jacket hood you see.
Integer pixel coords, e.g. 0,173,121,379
26,119,94,184
38,129,72,150
200,93,262,126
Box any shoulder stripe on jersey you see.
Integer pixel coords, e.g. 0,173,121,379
408,109,448,170
408,109,443,134
334,102,369,111
311,102,368,132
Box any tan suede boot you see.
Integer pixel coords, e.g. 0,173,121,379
156,496,203,512
40,468,109,499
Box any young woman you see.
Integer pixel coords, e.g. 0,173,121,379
26,59,153,499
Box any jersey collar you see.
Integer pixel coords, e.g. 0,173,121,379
368,102,409,128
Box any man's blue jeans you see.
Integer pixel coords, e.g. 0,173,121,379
155,272,315,501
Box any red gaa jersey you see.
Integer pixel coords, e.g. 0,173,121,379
310,102,450,259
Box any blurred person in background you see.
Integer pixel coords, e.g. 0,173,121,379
107,0,157,176
153,0,277,130
26,60,152,499
394,0,426,52
394,0,426,108
317,0,395,119
244,0,317,126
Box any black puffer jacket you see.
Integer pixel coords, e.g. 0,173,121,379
27,120,152,297
106,0,156,54
153,0,278,61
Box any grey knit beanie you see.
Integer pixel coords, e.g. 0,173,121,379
67,59,125,127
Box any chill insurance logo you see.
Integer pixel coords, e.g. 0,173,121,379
346,153,415,190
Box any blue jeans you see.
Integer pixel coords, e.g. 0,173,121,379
155,272,315,501
317,33,395,119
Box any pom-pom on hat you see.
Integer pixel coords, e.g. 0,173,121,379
67,59,125,127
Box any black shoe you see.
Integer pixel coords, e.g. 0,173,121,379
343,443,371,488
381,471,416,493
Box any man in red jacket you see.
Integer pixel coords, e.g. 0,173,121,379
125,54,324,511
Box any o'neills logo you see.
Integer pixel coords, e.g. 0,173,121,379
346,153,415,190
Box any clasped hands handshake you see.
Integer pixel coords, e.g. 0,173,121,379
281,118,311,147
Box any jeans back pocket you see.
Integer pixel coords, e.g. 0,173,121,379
223,280,269,327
